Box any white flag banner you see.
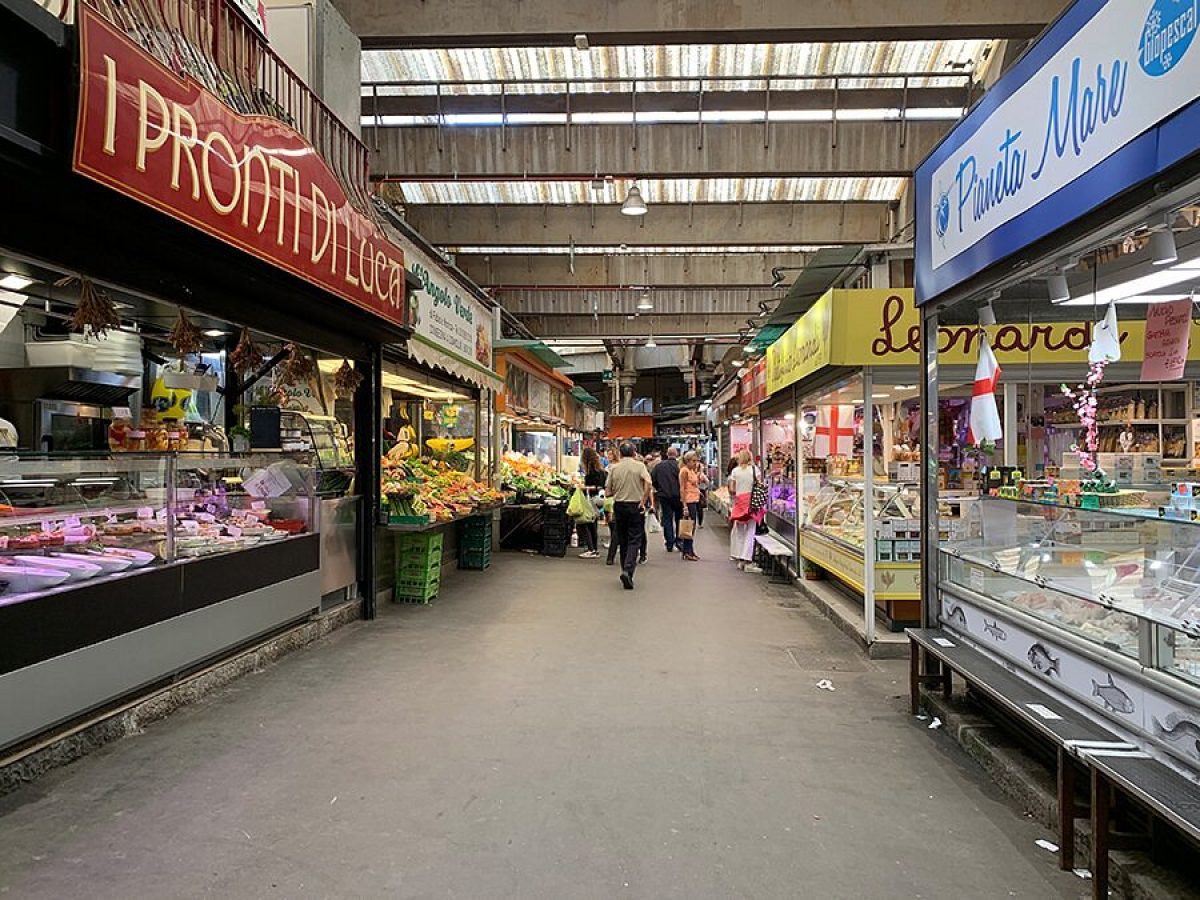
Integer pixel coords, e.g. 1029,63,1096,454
968,338,1003,444
815,404,856,457
1089,302,1122,364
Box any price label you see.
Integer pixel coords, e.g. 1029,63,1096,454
180,519,200,534
194,512,216,523
225,525,243,538
136,507,154,519
40,519,55,533
251,501,267,510
64,515,81,528
111,406,132,419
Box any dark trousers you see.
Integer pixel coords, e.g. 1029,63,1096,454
576,520,598,552
658,496,682,549
613,502,646,575
697,493,706,527
680,501,700,555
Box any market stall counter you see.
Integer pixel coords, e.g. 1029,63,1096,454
0,451,320,750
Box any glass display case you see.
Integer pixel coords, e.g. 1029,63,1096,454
940,495,1200,674
761,415,796,544
0,452,316,606
804,479,922,561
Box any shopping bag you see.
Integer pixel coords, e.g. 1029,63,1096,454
679,518,696,539
646,509,663,533
749,478,768,513
567,487,595,521
730,492,752,521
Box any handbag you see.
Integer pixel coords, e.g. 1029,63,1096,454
679,518,696,539
749,478,768,514
755,519,770,536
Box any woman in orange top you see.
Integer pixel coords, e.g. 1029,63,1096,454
679,450,703,561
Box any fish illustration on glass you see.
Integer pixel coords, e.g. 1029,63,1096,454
1091,674,1135,715
1027,642,1060,676
1153,712,1200,757
983,619,1008,641
944,602,968,628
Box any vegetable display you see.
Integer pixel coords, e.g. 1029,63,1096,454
381,456,506,523
500,454,570,501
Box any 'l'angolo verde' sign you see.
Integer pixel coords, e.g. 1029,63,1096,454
916,0,1200,303
407,245,494,370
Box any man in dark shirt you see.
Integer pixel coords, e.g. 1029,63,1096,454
651,446,683,552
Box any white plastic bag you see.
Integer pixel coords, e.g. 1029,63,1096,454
645,509,662,534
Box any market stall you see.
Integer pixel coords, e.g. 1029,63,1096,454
913,1,1200,886
0,0,406,753
495,340,577,475
375,235,505,602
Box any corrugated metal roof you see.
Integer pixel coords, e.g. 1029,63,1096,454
394,177,904,205
363,39,991,93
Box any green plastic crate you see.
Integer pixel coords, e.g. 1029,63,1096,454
398,532,443,553
458,548,491,570
394,579,440,603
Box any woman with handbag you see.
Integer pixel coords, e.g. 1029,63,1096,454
575,447,607,558
678,451,703,561
727,450,762,573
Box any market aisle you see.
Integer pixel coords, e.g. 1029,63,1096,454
0,525,1081,899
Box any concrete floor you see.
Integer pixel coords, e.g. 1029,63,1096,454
0,525,1085,899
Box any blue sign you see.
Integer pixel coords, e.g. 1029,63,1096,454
915,0,1200,305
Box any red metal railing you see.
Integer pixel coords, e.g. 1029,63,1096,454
38,0,373,214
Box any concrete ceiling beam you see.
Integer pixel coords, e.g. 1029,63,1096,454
495,287,772,317
336,0,1060,47
511,313,762,339
402,202,889,246
368,119,948,179
455,252,812,288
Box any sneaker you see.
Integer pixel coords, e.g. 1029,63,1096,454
743,564,763,574
602,541,611,549
620,571,634,590
578,550,599,559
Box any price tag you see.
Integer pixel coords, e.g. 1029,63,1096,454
137,507,154,520
1026,703,1063,721
180,519,200,534
194,512,216,523
969,567,986,593
155,508,168,521
251,501,267,511
40,519,55,533
225,525,243,538
64,515,81,528
932,637,956,648
111,406,132,419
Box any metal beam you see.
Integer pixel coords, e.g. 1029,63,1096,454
337,0,1061,47
402,202,888,246
369,120,949,179
361,86,973,118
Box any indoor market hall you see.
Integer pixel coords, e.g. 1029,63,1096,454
1,0,1200,897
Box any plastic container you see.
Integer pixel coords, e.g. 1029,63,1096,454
25,338,98,368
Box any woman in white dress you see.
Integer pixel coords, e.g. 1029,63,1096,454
727,450,761,572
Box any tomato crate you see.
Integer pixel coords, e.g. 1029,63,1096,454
458,548,492,570
394,577,440,604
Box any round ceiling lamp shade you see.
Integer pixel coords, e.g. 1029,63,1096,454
621,185,648,216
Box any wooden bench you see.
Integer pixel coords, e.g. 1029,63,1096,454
909,627,1200,898
753,533,793,583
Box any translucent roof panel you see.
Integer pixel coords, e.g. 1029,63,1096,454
445,244,833,255
362,40,992,94
391,177,905,205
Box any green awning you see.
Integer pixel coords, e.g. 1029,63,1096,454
494,338,574,369
745,324,788,355
570,386,599,406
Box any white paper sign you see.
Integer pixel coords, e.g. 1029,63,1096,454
933,637,956,648
929,0,1200,270
1026,703,1063,721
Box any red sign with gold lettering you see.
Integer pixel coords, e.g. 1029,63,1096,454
73,7,410,329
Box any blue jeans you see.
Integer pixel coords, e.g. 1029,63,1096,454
659,497,682,550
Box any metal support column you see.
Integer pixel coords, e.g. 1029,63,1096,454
1003,381,1018,467
919,308,940,629
354,345,382,619
863,367,876,644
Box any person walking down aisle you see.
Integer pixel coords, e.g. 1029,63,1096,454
576,447,606,559
679,450,703,561
652,447,683,553
728,450,761,573
605,442,652,590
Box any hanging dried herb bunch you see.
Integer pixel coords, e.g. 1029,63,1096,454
168,308,203,356
56,276,121,337
277,342,317,387
229,327,263,375
334,359,363,398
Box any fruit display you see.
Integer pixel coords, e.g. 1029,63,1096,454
499,453,570,502
381,455,506,523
